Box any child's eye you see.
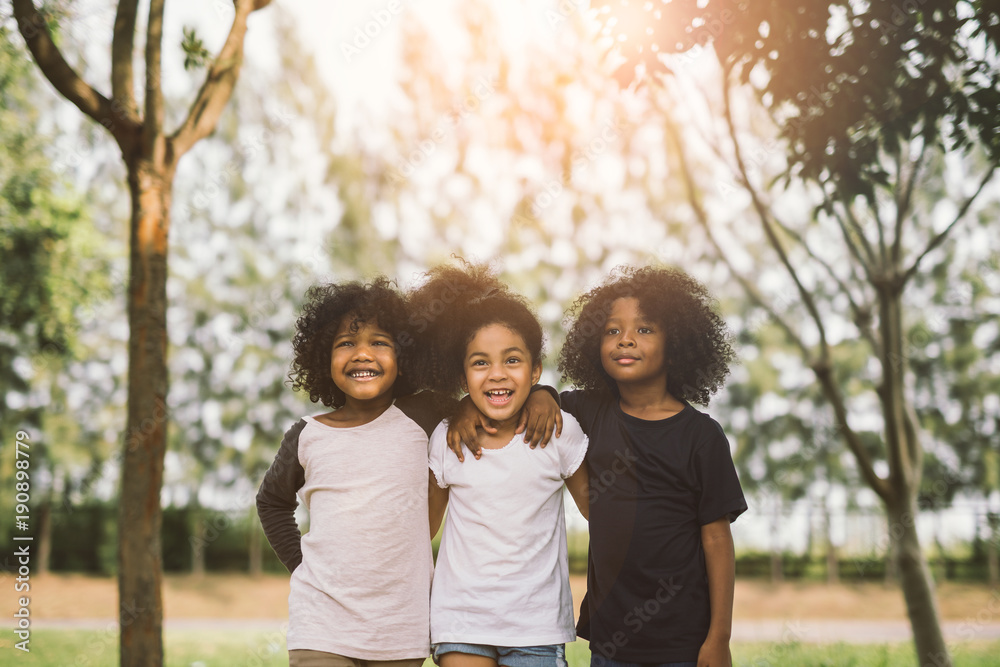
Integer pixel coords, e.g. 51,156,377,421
505,357,521,365
638,327,653,334
336,341,354,347
606,328,620,336
471,359,488,367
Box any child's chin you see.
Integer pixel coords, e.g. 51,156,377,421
474,403,519,424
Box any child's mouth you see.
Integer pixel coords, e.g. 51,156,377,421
347,368,382,381
485,389,514,405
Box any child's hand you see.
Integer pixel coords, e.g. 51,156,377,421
696,635,732,667
518,388,563,448
446,395,494,462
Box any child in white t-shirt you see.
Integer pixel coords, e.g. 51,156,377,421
410,264,590,667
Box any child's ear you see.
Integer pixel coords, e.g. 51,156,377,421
460,376,468,393
531,362,542,386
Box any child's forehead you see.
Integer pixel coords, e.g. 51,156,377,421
468,322,529,346
334,313,390,336
606,295,648,319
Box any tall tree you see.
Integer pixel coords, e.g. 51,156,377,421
596,2,999,664
10,1,272,664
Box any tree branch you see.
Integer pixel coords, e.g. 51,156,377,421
893,136,929,265
903,163,997,285
12,0,128,140
720,65,832,355
770,215,880,352
662,111,811,359
169,0,255,161
837,188,880,269
144,0,165,159
112,0,140,121
829,193,880,286
814,365,892,502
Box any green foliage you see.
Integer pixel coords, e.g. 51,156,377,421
0,27,92,384
596,0,1000,198
181,26,211,71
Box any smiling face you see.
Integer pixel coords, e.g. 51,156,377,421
600,297,668,390
462,323,542,430
329,315,399,405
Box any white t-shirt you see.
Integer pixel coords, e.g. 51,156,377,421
287,408,433,659
427,410,588,646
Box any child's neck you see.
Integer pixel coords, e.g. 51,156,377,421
617,381,685,421
478,412,521,449
317,393,395,428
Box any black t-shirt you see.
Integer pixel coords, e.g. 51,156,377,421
562,390,748,663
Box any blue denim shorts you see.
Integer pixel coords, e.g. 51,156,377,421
431,642,567,667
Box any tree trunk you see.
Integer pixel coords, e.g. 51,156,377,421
885,527,899,585
118,160,172,667
887,495,952,667
824,500,838,585
988,511,999,587
770,497,783,583
37,497,52,574
190,508,206,577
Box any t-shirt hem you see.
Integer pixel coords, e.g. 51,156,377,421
287,638,429,660
431,632,575,646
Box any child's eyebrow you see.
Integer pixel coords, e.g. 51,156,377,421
333,330,392,341
467,346,526,358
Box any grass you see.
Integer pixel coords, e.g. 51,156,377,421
3,632,1000,667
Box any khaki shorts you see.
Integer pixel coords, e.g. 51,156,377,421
288,650,426,667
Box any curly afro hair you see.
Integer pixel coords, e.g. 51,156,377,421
558,265,734,405
408,262,544,398
288,277,414,408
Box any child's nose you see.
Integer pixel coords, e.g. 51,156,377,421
353,344,375,360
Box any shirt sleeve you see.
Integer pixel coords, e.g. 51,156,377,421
255,419,308,573
427,420,450,489
559,389,602,436
695,419,749,525
555,411,589,479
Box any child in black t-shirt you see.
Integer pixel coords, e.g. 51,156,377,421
557,266,747,667
446,266,747,665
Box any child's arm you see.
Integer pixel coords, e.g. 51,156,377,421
563,460,590,520
446,386,563,461
428,470,450,537
698,517,736,667
255,421,308,573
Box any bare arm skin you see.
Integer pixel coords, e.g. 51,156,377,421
428,469,450,538
563,461,590,520
698,517,735,667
